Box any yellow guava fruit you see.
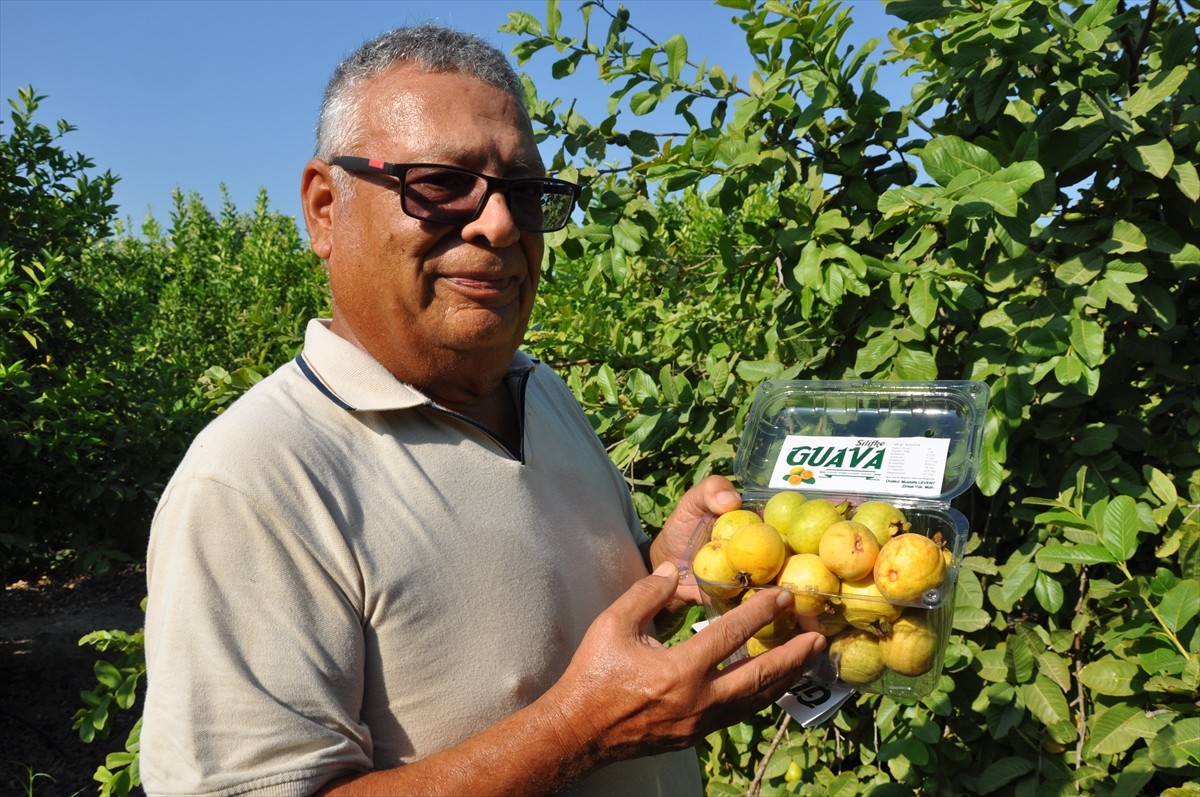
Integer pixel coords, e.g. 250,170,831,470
741,589,798,643
850,500,911,547
838,574,902,632
691,540,741,600
711,508,763,542
776,553,840,616
762,491,808,536
829,628,886,685
783,498,849,555
746,637,776,657
879,612,939,676
818,519,882,581
816,607,850,637
873,533,948,603
724,523,788,586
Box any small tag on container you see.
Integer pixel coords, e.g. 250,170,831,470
777,675,854,727
692,620,853,726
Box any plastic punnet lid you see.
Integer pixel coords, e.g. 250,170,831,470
733,380,990,504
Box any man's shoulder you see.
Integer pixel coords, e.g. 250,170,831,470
175,359,340,475
199,359,310,434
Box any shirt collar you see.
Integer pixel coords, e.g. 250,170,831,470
295,319,536,412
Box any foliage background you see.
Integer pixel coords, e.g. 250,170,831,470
1,0,1197,794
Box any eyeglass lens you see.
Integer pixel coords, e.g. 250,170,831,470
403,166,574,232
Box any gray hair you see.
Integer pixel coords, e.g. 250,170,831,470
315,23,527,170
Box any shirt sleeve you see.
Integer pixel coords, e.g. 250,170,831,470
141,475,374,797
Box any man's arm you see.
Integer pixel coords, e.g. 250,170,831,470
319,564,825,796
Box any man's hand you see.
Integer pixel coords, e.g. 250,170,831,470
549,561,827,765
648,475,743,607
320,559,825,796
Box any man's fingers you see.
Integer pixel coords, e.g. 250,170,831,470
714,630,827,702
672,475,741,529
683,588,793,671
605,562,681,631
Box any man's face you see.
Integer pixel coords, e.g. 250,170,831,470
304,65,546,400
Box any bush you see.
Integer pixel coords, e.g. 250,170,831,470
0,85,329,580
0,86,124,577
506,0,1199,792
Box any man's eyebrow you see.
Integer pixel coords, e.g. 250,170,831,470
412,147,544,175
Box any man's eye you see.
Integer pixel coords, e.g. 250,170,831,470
408,170,478,197
510,182,547,202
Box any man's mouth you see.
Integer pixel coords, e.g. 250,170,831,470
440,274,520,303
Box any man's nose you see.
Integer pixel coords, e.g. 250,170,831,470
459,189,522,247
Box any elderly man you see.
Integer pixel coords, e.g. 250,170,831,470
142,24,825,796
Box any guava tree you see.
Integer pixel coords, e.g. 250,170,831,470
504,0,1199,793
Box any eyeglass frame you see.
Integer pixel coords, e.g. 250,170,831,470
329,156,581,233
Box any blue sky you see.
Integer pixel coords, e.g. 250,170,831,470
1,0,907,233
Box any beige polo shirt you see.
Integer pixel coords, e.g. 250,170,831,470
142,319,702,796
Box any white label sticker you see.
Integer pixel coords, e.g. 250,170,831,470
768,434,950,498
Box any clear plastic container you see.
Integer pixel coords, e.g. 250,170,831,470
682,379,989,699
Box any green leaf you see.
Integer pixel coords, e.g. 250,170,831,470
663,34,688,82
991,161,1044,196
1068,317,1105,368
1023,675,1072,729
1149,717,1200,768
624,410,664,446
1101,495,1139,561
977,756,1035,795
1107,219,1147,253
1002,561,1039,606
1125,64,1188,118
1078,657,1139,696
1006,629,1036,682
1086,704,1170,757
630,90,658,115
1123,138,1175,179
919,136,1000,187
884,0,951,23
909,276,937,329
1033,571,1064,613
596,364,620,405
115,671,140,709
94,660,123,690
1171,160,1200,200
735,359,785,383
1071,424,1118,456
855,332,899,373
952,605,992,632
1103,259,1147,284
1036,543,1115,566
612,217,645,252
976,648,1009,682
1036,648,1072,694
1159,580,1200,634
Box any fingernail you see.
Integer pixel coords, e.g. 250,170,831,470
775,589,794,609
811,634,827,654
654,562,677,577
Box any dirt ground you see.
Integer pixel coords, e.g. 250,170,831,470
1,567,146,797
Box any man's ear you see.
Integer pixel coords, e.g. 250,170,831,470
301,158,335,261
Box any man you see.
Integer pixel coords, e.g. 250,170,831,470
142,24,825,796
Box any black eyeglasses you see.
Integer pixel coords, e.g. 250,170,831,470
330,156,580,233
